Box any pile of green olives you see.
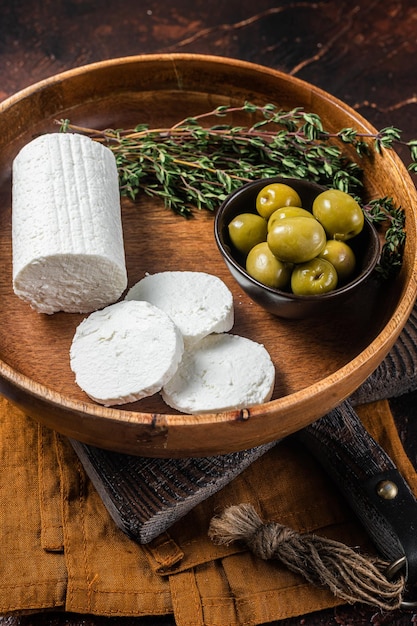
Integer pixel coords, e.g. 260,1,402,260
227,182,364,296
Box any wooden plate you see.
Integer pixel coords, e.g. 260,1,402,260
0,54,416,458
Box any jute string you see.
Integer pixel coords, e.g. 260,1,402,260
208,503,405,611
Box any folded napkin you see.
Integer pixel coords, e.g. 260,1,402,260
1,392,417,625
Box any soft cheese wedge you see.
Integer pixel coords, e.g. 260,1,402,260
125,271,234,346
12,133,127,314
162,333,275,414
70,300,184,406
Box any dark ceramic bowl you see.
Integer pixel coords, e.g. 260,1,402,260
214,177,381,319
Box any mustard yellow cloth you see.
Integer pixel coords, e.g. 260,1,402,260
0,397,415,625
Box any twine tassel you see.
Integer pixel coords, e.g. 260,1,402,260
208,503,404,611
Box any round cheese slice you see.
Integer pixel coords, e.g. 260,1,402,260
70,300,184,406
125,271,234,347
161,333,275,414
12,133,127,314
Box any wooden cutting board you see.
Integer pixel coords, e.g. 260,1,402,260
70,438,276,544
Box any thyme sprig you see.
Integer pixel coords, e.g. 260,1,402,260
362,197,406,279
59,102,412,278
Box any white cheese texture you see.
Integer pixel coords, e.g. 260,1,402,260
12,132,127,314
70,300,184,406
125,271,234,346
162,333,275,414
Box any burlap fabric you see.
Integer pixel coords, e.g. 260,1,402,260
1,397,415,625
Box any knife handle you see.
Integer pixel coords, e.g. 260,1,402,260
297,401,417,588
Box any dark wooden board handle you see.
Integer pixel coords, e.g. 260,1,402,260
298,401,417,585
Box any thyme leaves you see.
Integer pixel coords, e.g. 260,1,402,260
58,102,412,277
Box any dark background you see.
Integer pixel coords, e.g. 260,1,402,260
2,0,417,624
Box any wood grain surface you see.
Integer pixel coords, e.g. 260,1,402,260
2,0,417,624
1,54,416,457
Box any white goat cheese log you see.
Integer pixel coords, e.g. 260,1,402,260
125,271,234,346
162,333,275,414
70,300,184,406
12,133,127,314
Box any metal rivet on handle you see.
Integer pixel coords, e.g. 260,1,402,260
376,479,399,500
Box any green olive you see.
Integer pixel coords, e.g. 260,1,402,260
256,183,302,219
267,216,327,264
291,258,338,295
246,242,292,289
267,206,315,231
228,212,268,255
319,239,356,283
312,189,364,241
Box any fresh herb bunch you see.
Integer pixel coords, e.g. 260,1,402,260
59,102,412,278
